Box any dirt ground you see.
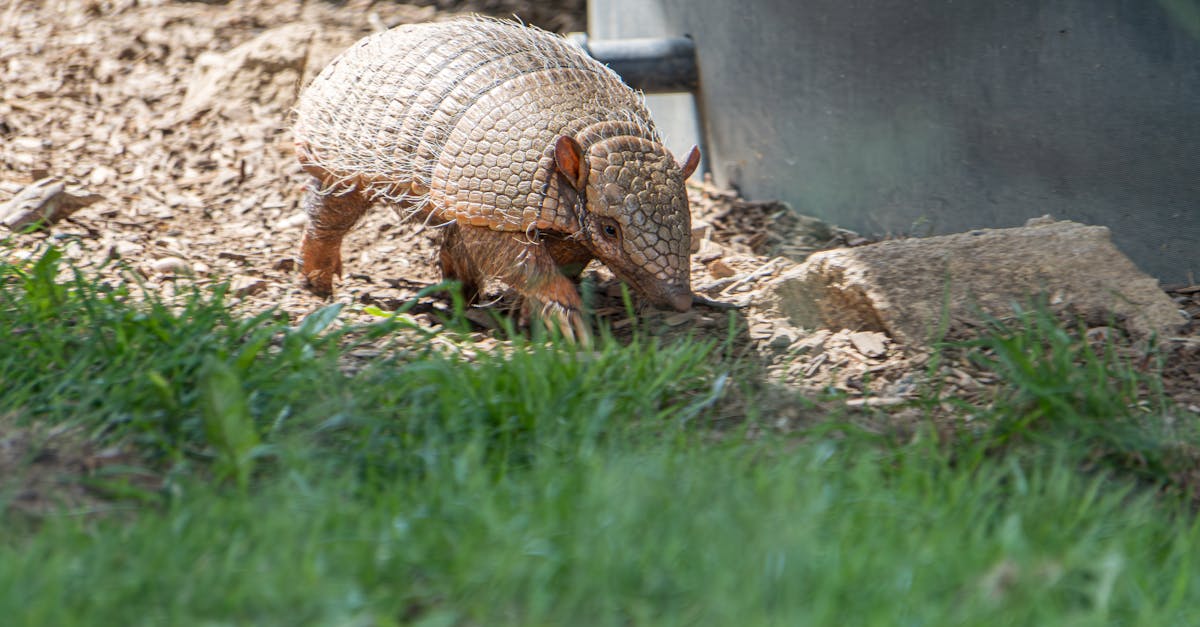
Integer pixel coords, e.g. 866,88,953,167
2,0,1197,420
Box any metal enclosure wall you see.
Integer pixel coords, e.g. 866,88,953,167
589,0,1200,283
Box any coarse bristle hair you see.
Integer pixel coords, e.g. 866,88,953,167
293,16,662,219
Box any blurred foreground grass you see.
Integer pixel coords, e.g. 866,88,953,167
1,244,1197,626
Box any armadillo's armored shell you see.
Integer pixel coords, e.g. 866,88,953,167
293,17,661,235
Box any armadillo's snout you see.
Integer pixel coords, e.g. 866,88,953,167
668,289,693,312
638,275,692,312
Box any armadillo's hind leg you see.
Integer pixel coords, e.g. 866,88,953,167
298,179,371,296
437,224,485,305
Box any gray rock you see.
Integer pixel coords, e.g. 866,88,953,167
150,257,191,276
849,331,888,358
761,219,1185,345
1,178,102,231
231,275,268,297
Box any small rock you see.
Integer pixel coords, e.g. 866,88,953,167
230,275,267,296
794,329,831,355
11,137,48,152
748,321,775,341
885,374,919,397
109,241,143,258
693,238,724,263
845,397,907,408
151,256,190,275
708,259,736,279
849,331,888,358
690,221,712,253
88,165,116,186
273,257,297,272
0,178,103,231
278,212,309,230
769,329,795,349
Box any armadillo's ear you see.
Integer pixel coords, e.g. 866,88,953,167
554,135,587,191
679,145,701,180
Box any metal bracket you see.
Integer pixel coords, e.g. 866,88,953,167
569,33,699,94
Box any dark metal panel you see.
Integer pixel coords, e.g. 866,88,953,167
591,0,1200,283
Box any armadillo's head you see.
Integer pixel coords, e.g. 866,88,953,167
554,135,701,312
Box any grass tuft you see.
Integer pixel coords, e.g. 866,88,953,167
1,246,345,464
940,302,1199,495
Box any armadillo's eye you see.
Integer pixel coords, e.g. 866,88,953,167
600,219,620,240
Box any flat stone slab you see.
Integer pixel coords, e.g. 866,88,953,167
760,218,1186,345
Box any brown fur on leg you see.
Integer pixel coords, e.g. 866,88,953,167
438,225,591,343
543,234,594,280
438,224,485,304
298,179,372,296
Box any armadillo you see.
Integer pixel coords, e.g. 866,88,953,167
292,17,701,340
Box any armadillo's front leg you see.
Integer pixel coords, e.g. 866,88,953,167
523,267,592,346
299,179,371,296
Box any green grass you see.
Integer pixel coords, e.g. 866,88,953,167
933,303,1199,496
2,245,1199,626
7,438,1200,626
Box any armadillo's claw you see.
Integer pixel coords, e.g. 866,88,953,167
570,309,593,349
301,271,335,298
539,301,592,347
